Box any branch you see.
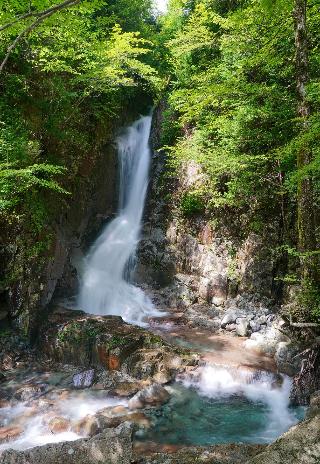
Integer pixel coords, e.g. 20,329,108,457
0,0,80,32
0,0,80,73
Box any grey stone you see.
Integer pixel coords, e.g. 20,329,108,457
236,319,250,337
1,423,133,464
250,321,261,333
73,369,95,389
221,310,239,328
212,297,225,307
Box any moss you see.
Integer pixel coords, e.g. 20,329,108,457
108,335,128,349
57,321,100,344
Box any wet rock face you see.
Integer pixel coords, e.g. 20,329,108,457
291,348,320,405
1,133,119,336
38,307,197,383
137,153,279,303
1,423,133,464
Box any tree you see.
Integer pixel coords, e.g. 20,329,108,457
294,0,318,284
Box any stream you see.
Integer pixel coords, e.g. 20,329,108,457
0,115,305,455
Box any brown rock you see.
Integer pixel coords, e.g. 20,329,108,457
48,417,70,434
0,426,22,443
72,415,99,437
128,384,170,410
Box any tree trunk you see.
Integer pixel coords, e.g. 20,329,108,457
294,0,317,283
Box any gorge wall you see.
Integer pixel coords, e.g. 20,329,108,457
0,104,149,338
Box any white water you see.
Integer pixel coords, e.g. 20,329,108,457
78,115,161,326
0,390,128,453
182,364,300,442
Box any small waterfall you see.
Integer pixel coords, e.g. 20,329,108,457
78,115,160,326
181,364,299,441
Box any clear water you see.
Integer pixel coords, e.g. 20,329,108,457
138,381,305,446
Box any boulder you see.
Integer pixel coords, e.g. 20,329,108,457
306,391,320,419
1,423,133,464
38,308,196,385
249,321,261,333
137,444,265,464
274,342,300,376
48,417,70,434
72,415,99,436
221,310,240,329
128,384,170,410
236,319,250,337
0,426,22,444
246,415,320,464
14,383,48,401
73,370,95,389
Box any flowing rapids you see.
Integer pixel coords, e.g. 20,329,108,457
78,115,161,326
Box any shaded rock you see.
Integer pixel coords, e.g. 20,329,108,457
14,383,48,401
1,423,133,464
97,411,150,430
72,415,99,437
38,308,195,385
0,311,8,321
128,384,170,410
136,444,265,464
306,391,320,419
274,342,300,376
73,369,95,389
247,415,320,464
291,347,320,406
225,323,236,332
236,319,250,337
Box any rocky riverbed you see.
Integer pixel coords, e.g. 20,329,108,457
0,304,319,463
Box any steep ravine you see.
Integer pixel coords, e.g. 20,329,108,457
0,110,319,464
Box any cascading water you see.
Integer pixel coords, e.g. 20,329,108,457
137,364,304,446
78,115,161,325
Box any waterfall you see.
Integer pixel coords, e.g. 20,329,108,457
78,115,160,326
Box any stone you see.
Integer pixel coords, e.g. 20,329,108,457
306,391,320,419
48,417,70,434
212,297,225,307
236,319,250,337
274,342,300,376
1,423,133,464
128,384,170,410
38,308,194,386
14,383,48,401
73,369,95,389
225,323,236,331
221,310,239,329
72,415,99,437
0,426,22,444
247,415,320,464
250,321,261,333
97,411,151,430
136,444,265,463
